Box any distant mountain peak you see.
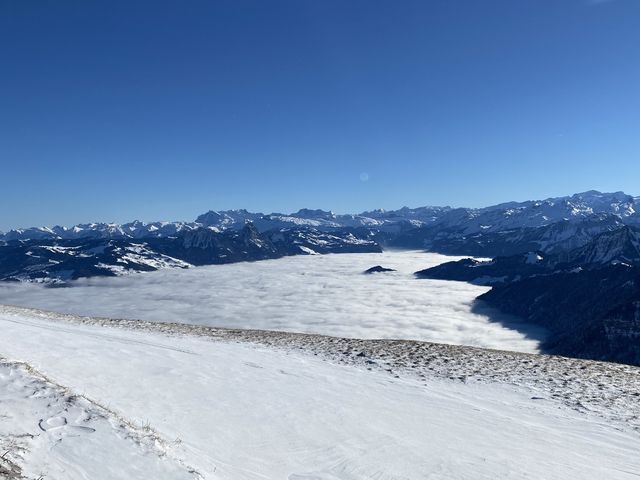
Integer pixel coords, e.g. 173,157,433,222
291,208,335,219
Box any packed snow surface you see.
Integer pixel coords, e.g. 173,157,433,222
0,251,546,353
0,307,639,479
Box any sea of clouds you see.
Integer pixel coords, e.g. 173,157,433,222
0,250,547,353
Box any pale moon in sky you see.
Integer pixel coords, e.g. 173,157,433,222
359,172,369,182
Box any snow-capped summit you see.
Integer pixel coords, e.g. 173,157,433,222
291,208,336,220
1,227,59,242
194,209,263,230
430,190,639,236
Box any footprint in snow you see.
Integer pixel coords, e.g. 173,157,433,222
38,415,96,435
39,415,67,430
289,473,343,480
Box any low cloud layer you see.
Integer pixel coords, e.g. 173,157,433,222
0,251,547,353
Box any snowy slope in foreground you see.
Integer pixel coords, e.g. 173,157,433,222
1,307,639,480
0,361,195,479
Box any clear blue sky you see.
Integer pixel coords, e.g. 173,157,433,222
1,0,639,230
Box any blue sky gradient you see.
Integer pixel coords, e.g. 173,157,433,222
1,0,639,230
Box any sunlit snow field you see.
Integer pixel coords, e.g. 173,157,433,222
0,250,546,353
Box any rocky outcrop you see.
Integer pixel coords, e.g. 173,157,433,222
364,265,396,274
478,265,640,365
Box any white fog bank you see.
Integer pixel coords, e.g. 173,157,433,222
0,251,547,353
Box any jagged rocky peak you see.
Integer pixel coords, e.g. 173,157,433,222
181,227,220,249
560,190,637,217
291,208,336,220
180,223,262,250
194,210,222,225
238,222,263,242
194,209,263,227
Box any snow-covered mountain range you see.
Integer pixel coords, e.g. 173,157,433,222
177,190,640,235
1,190,639,283
3,190,638,242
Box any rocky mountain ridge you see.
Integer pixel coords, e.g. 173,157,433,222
0,224,380,283
416,226,640,365
3,190,638,243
